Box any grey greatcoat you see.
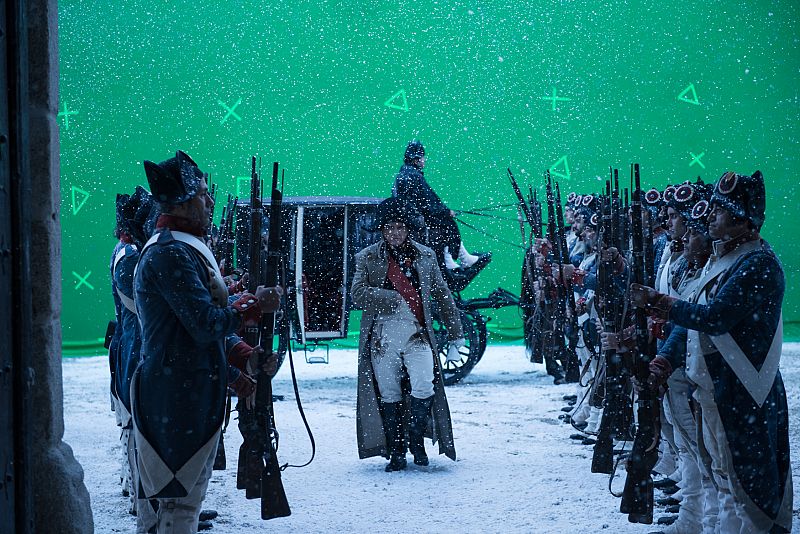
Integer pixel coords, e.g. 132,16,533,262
351,239,463,461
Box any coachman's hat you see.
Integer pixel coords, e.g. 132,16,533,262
404,140,425,165
143,150,207,205
710,170,766,231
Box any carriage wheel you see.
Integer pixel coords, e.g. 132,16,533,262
468,309,488,362
433,309,483,386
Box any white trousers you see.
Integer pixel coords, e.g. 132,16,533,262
571,334,594,425
371,309,434,403
135,441,217,534
664,369,705,533
695,390,761,534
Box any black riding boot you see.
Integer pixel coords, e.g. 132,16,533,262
381,402,407,472
408,396,434,466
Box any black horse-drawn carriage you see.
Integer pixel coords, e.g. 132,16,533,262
229,195,521,385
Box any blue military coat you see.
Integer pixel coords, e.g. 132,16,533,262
132,229,241,498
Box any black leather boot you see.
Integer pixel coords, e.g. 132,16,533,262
408,396,433,466
381,402,407,472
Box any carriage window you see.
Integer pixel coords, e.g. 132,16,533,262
301,207,346,336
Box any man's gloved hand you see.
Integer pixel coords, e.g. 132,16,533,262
255,285,284,313
227,341,262,372
633,355,672,398
446,338,466,362
630,283,676,320
643,355,673,393
231,293,261,325
227,272,249,295
600,331,622,352
230,371,256,400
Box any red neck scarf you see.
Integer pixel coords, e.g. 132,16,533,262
386,254,425,325
156,214,205,237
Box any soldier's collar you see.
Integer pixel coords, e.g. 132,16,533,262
711,232,759,259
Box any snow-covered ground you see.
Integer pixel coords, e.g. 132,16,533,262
63,344,800,533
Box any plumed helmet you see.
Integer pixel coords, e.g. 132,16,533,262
143,150,207,205
403,140,425,165
376,197,422,232
710,170,766,231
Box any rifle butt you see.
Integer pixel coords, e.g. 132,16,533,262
590,430,614,474
620,473,654,524
236,442,248,490
213,432,226,471
260,459,291,519
245,449,265,499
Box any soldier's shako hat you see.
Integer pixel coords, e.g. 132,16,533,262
404,140,425,165
376,197,422,232
710,170,766,231
585,212,600,230
685,183,713,234
643,188,663,219
574,194,597,224
143,150,207,205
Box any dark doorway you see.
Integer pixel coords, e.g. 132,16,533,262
0,1,33,532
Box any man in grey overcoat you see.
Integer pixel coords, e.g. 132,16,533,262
351,197,465,471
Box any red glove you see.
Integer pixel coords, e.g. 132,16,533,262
227,340,261,372
229,371,256,398
650,318,667,340
647,355,673,391
226,272,249,295
232,292,262,326
630,283,676,321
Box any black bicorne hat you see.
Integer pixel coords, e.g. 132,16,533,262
376,197,422,232
710,170,766,231
117,185,155,246
115,193,131,234
143,150,206,205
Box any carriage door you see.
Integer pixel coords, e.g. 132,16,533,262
297,204,348,341
294,206,307,343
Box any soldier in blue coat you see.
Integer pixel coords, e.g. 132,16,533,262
132,151,281,533
631,170,792,533
111,186,156,514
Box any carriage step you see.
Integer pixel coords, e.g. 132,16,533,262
301,343,330,364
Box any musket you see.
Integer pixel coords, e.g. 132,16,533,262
619,163,660,524
206,181,218,244
541,171,561,369
522,186,545,363
531,188,543,240
237,157,264,497
590,182,632,474
507,168,534,227
212,196,229,265
255,162,291,519
554,181,580,380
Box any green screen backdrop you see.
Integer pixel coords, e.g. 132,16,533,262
58,0,800,354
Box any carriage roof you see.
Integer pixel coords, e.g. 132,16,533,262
237,196,383,207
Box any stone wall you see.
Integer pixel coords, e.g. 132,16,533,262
27,0,94,531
